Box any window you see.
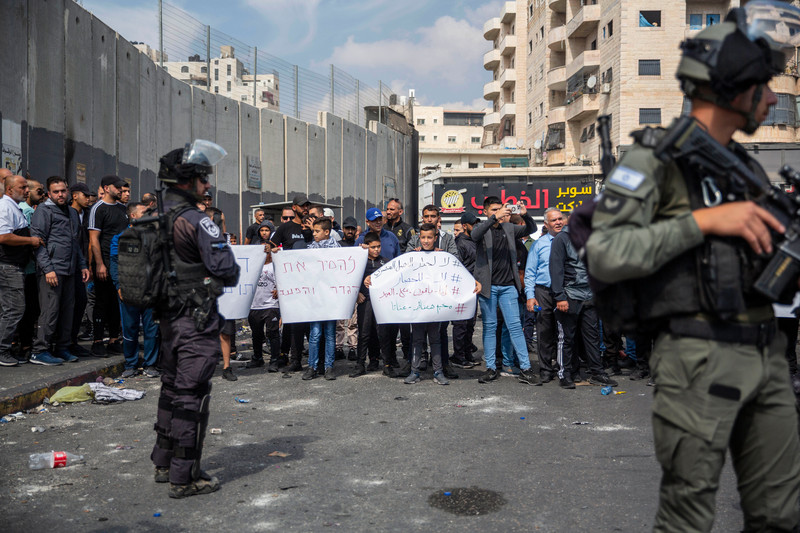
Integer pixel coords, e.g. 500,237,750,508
214,86,219,93
417,118,425,125
511,24,515,35
214,59,218,65
443,112,484,126
471,136,481,143
580,127,588,143
608,20,613,36
602,67,613,84
640,10,661,27
527,76,532,91
181,66,189,73
226,81,231,92
445,163,452,168
764,93,796,126
469,162,479,169
638,59,661,76
433,135,438,141
448,136,457,143
539,102,543,116
639,108,662,124
241,95,247,101
603,27,606,39
243,82,248,86
590,39,597,50
226,64,231,75
689,14,702,30
528,4,533,19
539,64,544,81
420,136,425,142
706,14,720,26
200,66,207,73
433,118,438,124
681,96,692,116
528,112,532,125
528,40,533,54
540,26,544,40
214,69,218,81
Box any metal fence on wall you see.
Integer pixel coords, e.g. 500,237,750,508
154,0,393,127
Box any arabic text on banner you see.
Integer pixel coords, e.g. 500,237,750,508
272,247,368,323
218,245,268,320
369,251,477,324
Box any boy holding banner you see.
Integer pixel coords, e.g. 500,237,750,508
401,224,481,385
246,247,282,372
302,217,340,381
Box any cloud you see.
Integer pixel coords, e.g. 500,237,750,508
436,97,492,112
322,15,486,87
243,0,321,49
79,1,160,47
464,0,504,26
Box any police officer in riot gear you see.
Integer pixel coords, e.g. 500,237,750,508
150,140,240,498
585,2,800,530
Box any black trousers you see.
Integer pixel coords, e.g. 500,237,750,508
289,322,309,365
356,299,397,366
70,275,87,346
399,323,411,360
534,285,558,376
555,298,603,380
412,322,442,373
248,308,281,362
151,311,221,484
33,273,75,353
439,321,450,366
452,309,477,361
92,271,121,342
18,272,39,349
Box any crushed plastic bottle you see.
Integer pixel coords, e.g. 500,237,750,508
28,451,84,469
601,386,613,395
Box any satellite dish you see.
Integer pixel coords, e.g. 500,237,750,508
587,75,597,89
533,140,542,150
517,138,525,148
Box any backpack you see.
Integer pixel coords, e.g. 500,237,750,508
117,205,192,309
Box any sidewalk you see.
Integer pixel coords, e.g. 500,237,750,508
0,342,124,417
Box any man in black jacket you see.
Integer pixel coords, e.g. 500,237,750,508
384,198,415,251
452,212,478,368
29,177,90,365
549,224,616,389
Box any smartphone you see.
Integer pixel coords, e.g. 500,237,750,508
507,203,520,214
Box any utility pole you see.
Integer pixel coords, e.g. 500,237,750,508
158,0,164,68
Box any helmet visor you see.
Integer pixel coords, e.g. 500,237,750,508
745,0,800,52
182,139,227,168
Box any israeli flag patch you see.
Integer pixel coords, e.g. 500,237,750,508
607,166,645,191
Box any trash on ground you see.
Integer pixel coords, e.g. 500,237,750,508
88,382,146,402
31,427,45,433
50,384,93,403
29,451,84,469
1,412,27,423
268,451,290,458
234,397,250,403
114,445,134,450
572,421,591,425
210,428,223,435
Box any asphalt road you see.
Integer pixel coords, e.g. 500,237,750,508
2,351,746,533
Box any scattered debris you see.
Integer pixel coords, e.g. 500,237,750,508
235,397,250,404
210,428,223,435
114,445,134,450
268,451,290,458
31,427,45,433
572,421,591,425
1,412,27,423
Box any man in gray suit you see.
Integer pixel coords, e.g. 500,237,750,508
471,196,539,385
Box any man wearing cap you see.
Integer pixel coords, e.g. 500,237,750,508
335,216,359,361
270,195,311,251
244,208,265,245
384,199,415,252
354,207,401,259
323,207,343,240
339,216,358,247
67,183,93,357
87,175,128,357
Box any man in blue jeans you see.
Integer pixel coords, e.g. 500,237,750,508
110,202,160,378
471,196,539,385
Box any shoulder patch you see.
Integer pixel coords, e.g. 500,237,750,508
608,166,646,191
596,193,628,215
199,217,221,238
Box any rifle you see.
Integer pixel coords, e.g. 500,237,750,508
652,115,800,301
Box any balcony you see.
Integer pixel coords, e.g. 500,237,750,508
549,0,566,12
566,92,599,122
500,102,516,119
547,25,566,50
770,73,798,94
484,111,500,128
499,68,516,88
566,4,600,38
547,66,567,91
483,48,501,70
484,80,501,100
483,17,501,40
500,34,517,56
546,148,566,166
566,49,601,79
500,1,516,23
547,106,566,125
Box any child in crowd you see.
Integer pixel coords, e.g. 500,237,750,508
303,217,340,381
354,232,397,378
404,223,480,385
253,221,272,245
246,246,282,372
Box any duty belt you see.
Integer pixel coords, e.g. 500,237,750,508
667,317,777,349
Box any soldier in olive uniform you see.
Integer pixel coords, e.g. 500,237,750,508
585,4,800,531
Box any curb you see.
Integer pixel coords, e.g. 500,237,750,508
0,357,125,417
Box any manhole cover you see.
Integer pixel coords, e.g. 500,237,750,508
428,487,507,516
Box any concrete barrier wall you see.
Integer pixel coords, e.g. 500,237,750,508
1,0,413,237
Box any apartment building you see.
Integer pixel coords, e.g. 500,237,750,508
486,0,800,174
415,105,528,175
162,45,280,110
482,1,529,149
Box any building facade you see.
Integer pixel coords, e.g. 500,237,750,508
161,45,279,110
484,0,800,175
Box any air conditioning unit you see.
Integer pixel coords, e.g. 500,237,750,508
601,83,611,94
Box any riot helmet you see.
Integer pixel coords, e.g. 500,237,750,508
677,0,800,133
158,139,227,184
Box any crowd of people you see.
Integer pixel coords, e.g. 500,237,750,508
2,170,799,395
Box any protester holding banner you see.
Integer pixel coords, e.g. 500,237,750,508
302,217,340,381
245,247,282,372
351,232,398,378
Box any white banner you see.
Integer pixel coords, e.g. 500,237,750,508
369,251,477,324
218,245,267,320
272,247,368,323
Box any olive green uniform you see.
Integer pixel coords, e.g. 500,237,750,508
586,140,800,532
